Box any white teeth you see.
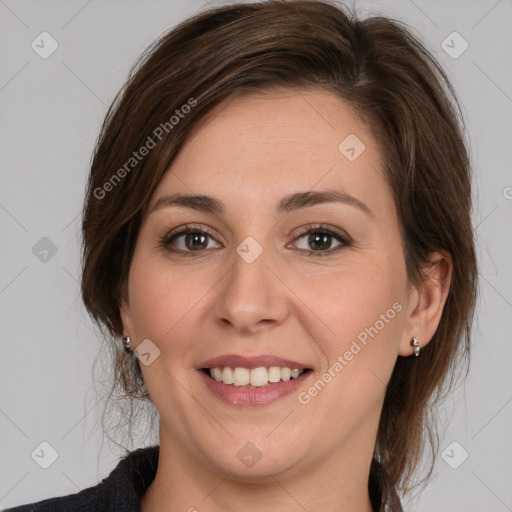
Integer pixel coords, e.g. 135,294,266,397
222,367,234,384
268,366,281,382
233,367,250,386
208,366,305,387
249,367,268,387
280,367,291,381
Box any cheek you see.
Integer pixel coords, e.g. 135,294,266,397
306,270,404,402
127,253,218,358
127,255,176,333
297,256,406,413
302,260,405,354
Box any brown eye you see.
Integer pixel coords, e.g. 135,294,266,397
182,232,209,251
290,225,351,258
306,232,334,251
161,226,222,255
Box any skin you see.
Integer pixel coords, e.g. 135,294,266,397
120,88,452,512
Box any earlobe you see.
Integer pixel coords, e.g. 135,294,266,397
398,252,452,357
410,336,422,357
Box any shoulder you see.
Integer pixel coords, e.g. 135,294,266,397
5,446,159,512
4,485,106,512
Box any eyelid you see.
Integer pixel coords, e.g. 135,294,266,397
292,223,351,241
160,222,352,256
160,223,222,250
288,223,352,256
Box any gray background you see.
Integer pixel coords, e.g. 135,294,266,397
1,0,511,510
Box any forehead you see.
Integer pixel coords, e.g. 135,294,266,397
150,88,388,214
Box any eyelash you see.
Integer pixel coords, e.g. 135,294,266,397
159,223,352,258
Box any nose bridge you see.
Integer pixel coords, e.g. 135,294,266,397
214,235,287,333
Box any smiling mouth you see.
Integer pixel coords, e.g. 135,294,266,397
202,366,312,388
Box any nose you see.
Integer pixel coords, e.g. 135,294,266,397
213,241,289,335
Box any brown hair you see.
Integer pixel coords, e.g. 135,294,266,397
81,0,477,507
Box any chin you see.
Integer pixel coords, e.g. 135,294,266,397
195,427,310,481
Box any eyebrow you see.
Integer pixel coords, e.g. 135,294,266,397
149,189,373,217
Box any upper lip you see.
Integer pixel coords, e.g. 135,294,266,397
198,354,311,370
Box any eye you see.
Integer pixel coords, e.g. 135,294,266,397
289,224,351,257
160,223,351,258
160,224,222,255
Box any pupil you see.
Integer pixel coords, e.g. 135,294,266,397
186,233,207,250
309,232,331,251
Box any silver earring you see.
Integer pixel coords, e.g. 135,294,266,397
122,336,132,352
411,337,421,357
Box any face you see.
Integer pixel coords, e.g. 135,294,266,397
121,88,414,480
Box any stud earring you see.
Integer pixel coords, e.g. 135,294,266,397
411,337,421,357
122,336,132,352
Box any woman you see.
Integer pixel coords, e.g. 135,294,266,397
7,0,477,510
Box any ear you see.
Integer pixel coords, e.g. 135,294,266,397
398,251,452,357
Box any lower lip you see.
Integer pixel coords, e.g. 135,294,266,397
199,370,311,406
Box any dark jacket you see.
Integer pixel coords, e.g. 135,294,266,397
5,446,159,512
6,446,401,511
